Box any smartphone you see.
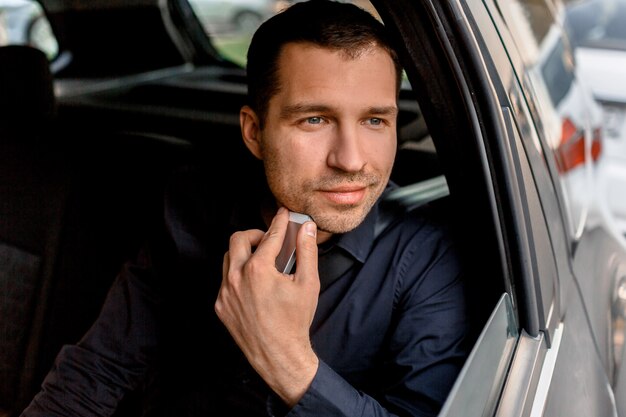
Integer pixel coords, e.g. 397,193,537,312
275,211,313,273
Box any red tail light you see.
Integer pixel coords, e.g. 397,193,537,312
591,127,602,162
555,118,602,173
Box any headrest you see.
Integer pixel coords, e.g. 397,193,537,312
0,45,56,127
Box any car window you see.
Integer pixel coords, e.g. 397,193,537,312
0,0,57,58
496,0,597,240
186,0,381,67
439,293,518,417
185,0,282,66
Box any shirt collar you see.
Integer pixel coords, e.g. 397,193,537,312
327,181,396,264
331,199,379,264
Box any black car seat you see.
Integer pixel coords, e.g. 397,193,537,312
0,43,173,417
0,41,198,416
0,45,69,416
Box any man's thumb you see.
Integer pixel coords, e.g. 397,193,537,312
295,221,319,281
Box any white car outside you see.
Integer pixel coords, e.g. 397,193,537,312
578,48,626,235
567,0,626,238
188,0,282,34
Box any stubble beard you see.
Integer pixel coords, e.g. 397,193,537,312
271,169,386,234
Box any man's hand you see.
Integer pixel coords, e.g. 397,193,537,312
215,207,320,407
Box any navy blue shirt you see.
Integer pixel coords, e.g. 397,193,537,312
21,166,470,417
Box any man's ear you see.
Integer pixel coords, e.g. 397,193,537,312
240,105,263,160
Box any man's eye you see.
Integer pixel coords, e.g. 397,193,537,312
307,117,323,124
369,118,382,126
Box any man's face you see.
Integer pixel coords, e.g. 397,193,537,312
254,43,398,234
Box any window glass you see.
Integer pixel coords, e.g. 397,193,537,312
0,0,58,58
186,0,287,66
498,0,593,239
187,0,381,67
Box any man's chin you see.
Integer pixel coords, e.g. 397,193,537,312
313,208,368,234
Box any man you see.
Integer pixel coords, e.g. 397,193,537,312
21,1,470,416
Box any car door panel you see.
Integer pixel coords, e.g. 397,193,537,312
543,301,617,417
433,0,620,414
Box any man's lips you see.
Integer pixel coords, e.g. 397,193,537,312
319,186,367,205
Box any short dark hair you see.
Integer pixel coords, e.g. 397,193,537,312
246,0,402,126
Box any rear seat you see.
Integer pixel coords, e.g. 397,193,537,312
0,45,69,415
0,45,191,416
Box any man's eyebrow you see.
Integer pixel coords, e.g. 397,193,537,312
280,103,333,119
280,104,399,119
368,106,399,117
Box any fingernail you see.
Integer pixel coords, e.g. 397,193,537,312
305,222,316,237
277,206,286,214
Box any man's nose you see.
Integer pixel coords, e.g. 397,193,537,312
326,124,367,173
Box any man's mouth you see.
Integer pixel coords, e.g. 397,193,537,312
319,186,368,205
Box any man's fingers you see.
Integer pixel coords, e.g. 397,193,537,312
253,206,290,262
227,228,265,272
294,221,319,284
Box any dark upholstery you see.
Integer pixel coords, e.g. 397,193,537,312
0,45,56,128
0,44,192,417
0,45,66,416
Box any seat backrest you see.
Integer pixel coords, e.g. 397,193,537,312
0,45,69,415
0,45,195,417
0,45,56,130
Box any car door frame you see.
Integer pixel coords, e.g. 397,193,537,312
372,0,619,415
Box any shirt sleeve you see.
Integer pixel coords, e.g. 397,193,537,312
19,255,160,417
286,229,469,417
284,361,401,417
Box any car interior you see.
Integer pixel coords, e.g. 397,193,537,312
0,1,507,415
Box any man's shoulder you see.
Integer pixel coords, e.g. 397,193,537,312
162,164,239,258
366,196,465,306
376,194,454,246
